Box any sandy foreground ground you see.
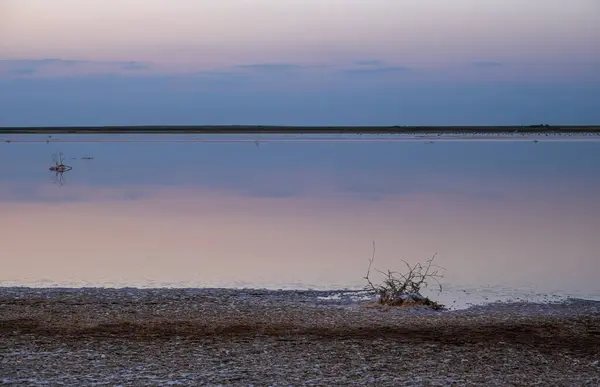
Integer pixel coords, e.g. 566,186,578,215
1,288,599,386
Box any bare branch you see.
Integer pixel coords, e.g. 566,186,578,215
363,242,446,309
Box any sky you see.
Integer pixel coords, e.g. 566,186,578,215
1,0,599,126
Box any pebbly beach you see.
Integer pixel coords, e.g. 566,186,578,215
1,287,599,386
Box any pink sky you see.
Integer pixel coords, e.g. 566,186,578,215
1,0,599,73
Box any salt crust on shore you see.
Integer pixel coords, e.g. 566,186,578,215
1,287,599,386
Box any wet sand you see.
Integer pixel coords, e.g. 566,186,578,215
1,288,599,386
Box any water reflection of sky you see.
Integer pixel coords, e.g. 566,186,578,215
1,134,600,297
2,134,600,198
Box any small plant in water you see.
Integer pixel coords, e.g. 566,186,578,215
49,152,73,186
363,241,446,310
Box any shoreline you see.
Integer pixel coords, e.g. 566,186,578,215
2,286,599,343
2,124,600,135
2,287,599,385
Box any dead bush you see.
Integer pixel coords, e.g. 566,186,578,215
363,241,446,310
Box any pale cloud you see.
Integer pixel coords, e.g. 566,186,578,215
235,63,305,72
355,60,384,66
472,61,505,68
0,59,152,77
340,59,412,77
341,66,411,76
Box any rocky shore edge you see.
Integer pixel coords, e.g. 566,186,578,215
2,287,599,386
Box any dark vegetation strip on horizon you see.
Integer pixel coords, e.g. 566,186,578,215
1,125,600,134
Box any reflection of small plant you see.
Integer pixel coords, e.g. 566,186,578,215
363,241,446,310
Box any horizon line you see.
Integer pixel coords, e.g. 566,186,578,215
2,124,600,135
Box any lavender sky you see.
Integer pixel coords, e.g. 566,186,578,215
1,0,599,125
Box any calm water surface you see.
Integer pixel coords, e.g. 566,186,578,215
1,133,599,307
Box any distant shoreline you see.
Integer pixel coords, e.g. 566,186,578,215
2,125,600,134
